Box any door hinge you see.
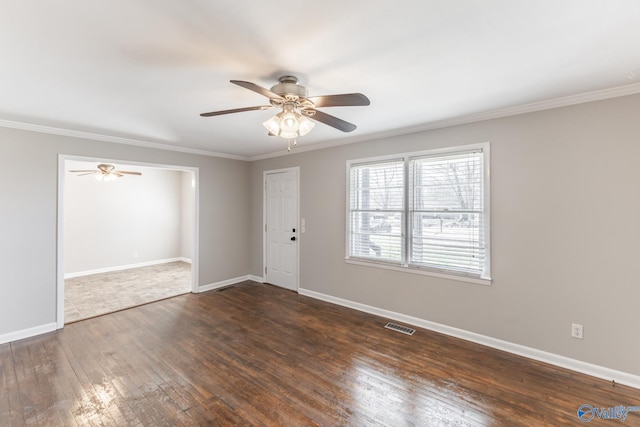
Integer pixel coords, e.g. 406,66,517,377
265,266,267,274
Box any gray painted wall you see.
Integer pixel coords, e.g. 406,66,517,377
64,161,187,274
0,126,250,337
250,93,640,376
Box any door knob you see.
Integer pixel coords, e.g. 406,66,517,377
291,236,296,241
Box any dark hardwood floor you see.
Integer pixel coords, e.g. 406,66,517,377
1,282,638,426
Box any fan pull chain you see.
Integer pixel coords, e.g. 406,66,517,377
287,139,298,152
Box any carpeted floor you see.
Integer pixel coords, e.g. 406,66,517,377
64,261,192,323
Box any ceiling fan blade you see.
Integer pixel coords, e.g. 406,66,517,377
306,93,370,107
200,105,272,117
69,170,97,173
230,80,284,100
307,109,357,132
117,171,142,176
77,172,96,176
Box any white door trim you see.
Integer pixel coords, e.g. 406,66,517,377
263,167,300,291
56,154,200,328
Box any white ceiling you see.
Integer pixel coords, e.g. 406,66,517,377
2,1,640,159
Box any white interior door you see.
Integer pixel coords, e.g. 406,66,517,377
265,169,298,290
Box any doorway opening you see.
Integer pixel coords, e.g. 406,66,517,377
57,155,199,326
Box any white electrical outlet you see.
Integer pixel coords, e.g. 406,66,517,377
571,323,584,339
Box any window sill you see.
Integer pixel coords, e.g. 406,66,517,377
344,258,492,286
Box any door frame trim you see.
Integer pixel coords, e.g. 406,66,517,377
263,167,300,291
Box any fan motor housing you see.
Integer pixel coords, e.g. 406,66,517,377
270,76,308,99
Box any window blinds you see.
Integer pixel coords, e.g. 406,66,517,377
409,150,485,275
349,160,404,263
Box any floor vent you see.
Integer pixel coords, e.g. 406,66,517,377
384,322,416,336
216,285,234,292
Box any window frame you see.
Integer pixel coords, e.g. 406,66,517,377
345,143,491,285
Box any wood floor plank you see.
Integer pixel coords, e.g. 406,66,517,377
22,336,72,427
3,281,639,425
0,342,19,426
10,338,53,426
64,320,161,426
55,333,117,426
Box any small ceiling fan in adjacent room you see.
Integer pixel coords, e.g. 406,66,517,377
200,75,370,150
69,163,142,182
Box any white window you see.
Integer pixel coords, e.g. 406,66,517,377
346,143,491,284
348,159,404,263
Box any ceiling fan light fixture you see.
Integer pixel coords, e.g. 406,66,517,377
297,115,315,136
263,106,315,140
95,172,118,182
280,111,300,134
262,115,282,136
279,129,298,139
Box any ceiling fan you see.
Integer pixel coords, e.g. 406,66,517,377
69,163,142,182
200,76,370,149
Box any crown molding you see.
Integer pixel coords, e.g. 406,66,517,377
248,82,640,161
0,119,250,161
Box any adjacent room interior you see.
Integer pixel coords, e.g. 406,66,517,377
1,1,640,425
62,159,196,322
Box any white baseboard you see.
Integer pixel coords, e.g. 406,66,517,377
65,257,190,279
0,322,57,345
198,275,256,293
298,288,640,390
248,275,264,283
